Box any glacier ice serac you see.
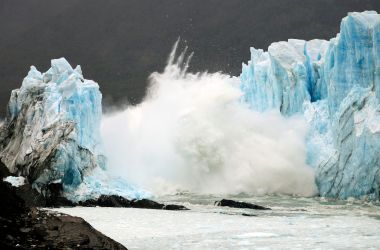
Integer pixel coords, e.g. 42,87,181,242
241,11,380,200
0,58,144,201
1,11,379,202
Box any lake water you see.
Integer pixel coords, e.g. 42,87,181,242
53,194,380,249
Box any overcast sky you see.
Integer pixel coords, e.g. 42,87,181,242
1,0,379,117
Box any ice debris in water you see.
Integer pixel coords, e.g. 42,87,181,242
0,58,146,201
240,11,380,200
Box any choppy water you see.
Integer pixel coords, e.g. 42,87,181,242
54,194,380,249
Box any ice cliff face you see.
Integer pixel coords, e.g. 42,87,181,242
241,11,380,200
0,58,142,201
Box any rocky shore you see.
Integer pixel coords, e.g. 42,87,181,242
0,161,188,249
0,161,127,249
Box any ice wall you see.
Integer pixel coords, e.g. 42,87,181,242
240,11,380,200
0,58,142,201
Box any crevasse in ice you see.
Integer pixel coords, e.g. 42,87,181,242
0,58,144,201
240,11,380,200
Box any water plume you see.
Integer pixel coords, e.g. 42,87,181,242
101,41,317,197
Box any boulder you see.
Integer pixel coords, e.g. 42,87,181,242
215,199,270,210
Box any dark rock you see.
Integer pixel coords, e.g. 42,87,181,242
12,184,46,208
7,180,74,208
162,204,189,210
78,199,98,207
129,198,189,210
3,159,188,211
78,195,132,207
0,160,11,178
0,162,127,249
44,182,75,207
1,168,73,208
78,195,189,210
98,195,132,207
241,213,257,217
0,208,127,250
26,210,126,249
130,199,164,209
0,162,26,216
90,195,132,207
215,199,270,210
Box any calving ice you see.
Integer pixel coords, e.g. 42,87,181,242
241,11,380,200
0,11,379,201
101,43,316,196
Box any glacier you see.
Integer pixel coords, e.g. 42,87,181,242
1,11,379,202
241,11,380,200
0,58,144,201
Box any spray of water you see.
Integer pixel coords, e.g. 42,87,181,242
101,41,317,197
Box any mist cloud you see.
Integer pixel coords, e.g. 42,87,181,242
101,42,317,197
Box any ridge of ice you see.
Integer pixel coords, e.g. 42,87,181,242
240,11,380,200
0,58,144,201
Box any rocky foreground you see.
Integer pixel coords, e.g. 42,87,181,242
0,162,127,249
0,161,189,249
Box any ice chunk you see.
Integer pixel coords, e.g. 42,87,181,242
240,39,329,116
3,176,26,187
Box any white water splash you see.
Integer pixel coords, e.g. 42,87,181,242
101,41,317,197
